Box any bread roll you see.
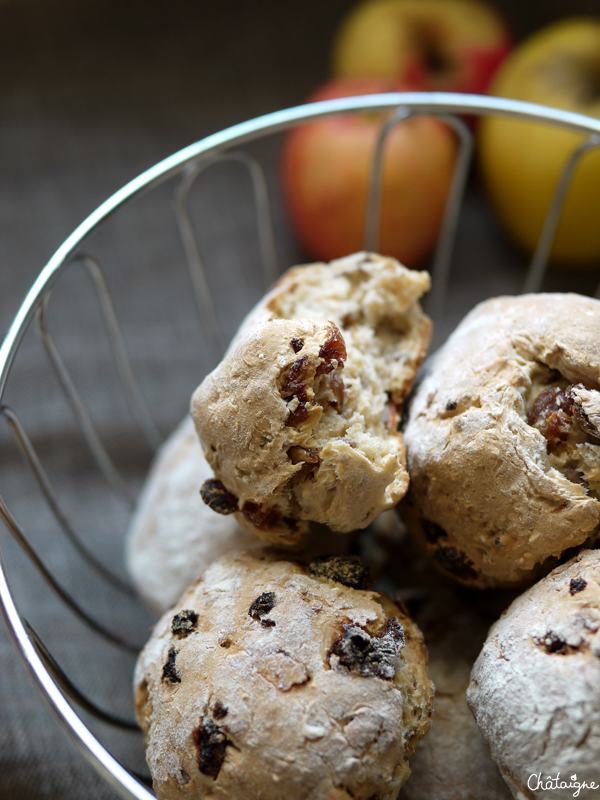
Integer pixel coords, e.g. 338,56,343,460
402,293,600,587
192,251,431,544
135,549,434,800
468,549,600,799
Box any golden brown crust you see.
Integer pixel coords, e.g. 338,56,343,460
134,550,434,800
402,293,600,587
192,252,431,544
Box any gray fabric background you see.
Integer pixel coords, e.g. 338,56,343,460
0,0,599,797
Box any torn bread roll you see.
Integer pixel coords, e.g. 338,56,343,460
192,252,431,544
402,293,600,587
134,549,434,800
467,549,600,798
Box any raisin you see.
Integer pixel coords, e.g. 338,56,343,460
445,400,458,411
192,718,231,779
171,609,198,638
161,647,181,684
309,555,370,590
241,501,282,531
287,446,321,482
533,632,577,655
328,617,405,680
329,371,345,412
249,591,277,627
290,338,304,353
528,385,575,446
212,701,228,720
281,356,311,399
200,479,238,515
422,519,448,544
316,325,347,375
287,401,309,426
570,577,587,595
288,446,321,465
434,547,478,582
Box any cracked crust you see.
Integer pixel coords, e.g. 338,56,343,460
134,549,434,800
467,549,600,797
192,252,431,544
402,293,600,587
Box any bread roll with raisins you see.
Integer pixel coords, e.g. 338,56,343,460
467,549,600,798
126,415,353,615
402,293,600,587
192,252,431,544
134,550,434,800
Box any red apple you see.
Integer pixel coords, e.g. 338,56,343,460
281,77,458,267
331,0,512,96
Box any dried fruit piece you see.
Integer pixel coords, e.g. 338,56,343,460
316,324,347,375
288,446,321,465
309,555,370,589
569,577,587,595
533,631,578,656
162,647,181,684
192,717,232,779
200,479,238,515
434,547,478,582
249,591,277,627
528,385,575,446
328,617,405,680
241,502,282,531
171,609,198,638
212,701,228,720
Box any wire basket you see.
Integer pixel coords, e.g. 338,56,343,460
1,92,600,800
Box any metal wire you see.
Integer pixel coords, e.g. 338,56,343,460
1,92,600,799
173,150,278,359
37,294,136,506
25,620,140,731
522,133,600,294
1,405,135,596
0,493,143,654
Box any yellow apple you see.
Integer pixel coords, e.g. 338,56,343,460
331,0,511,95
280,77,458,267
479,18,600,265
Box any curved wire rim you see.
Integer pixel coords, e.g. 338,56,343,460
3,91,600,399
1,91,600,799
